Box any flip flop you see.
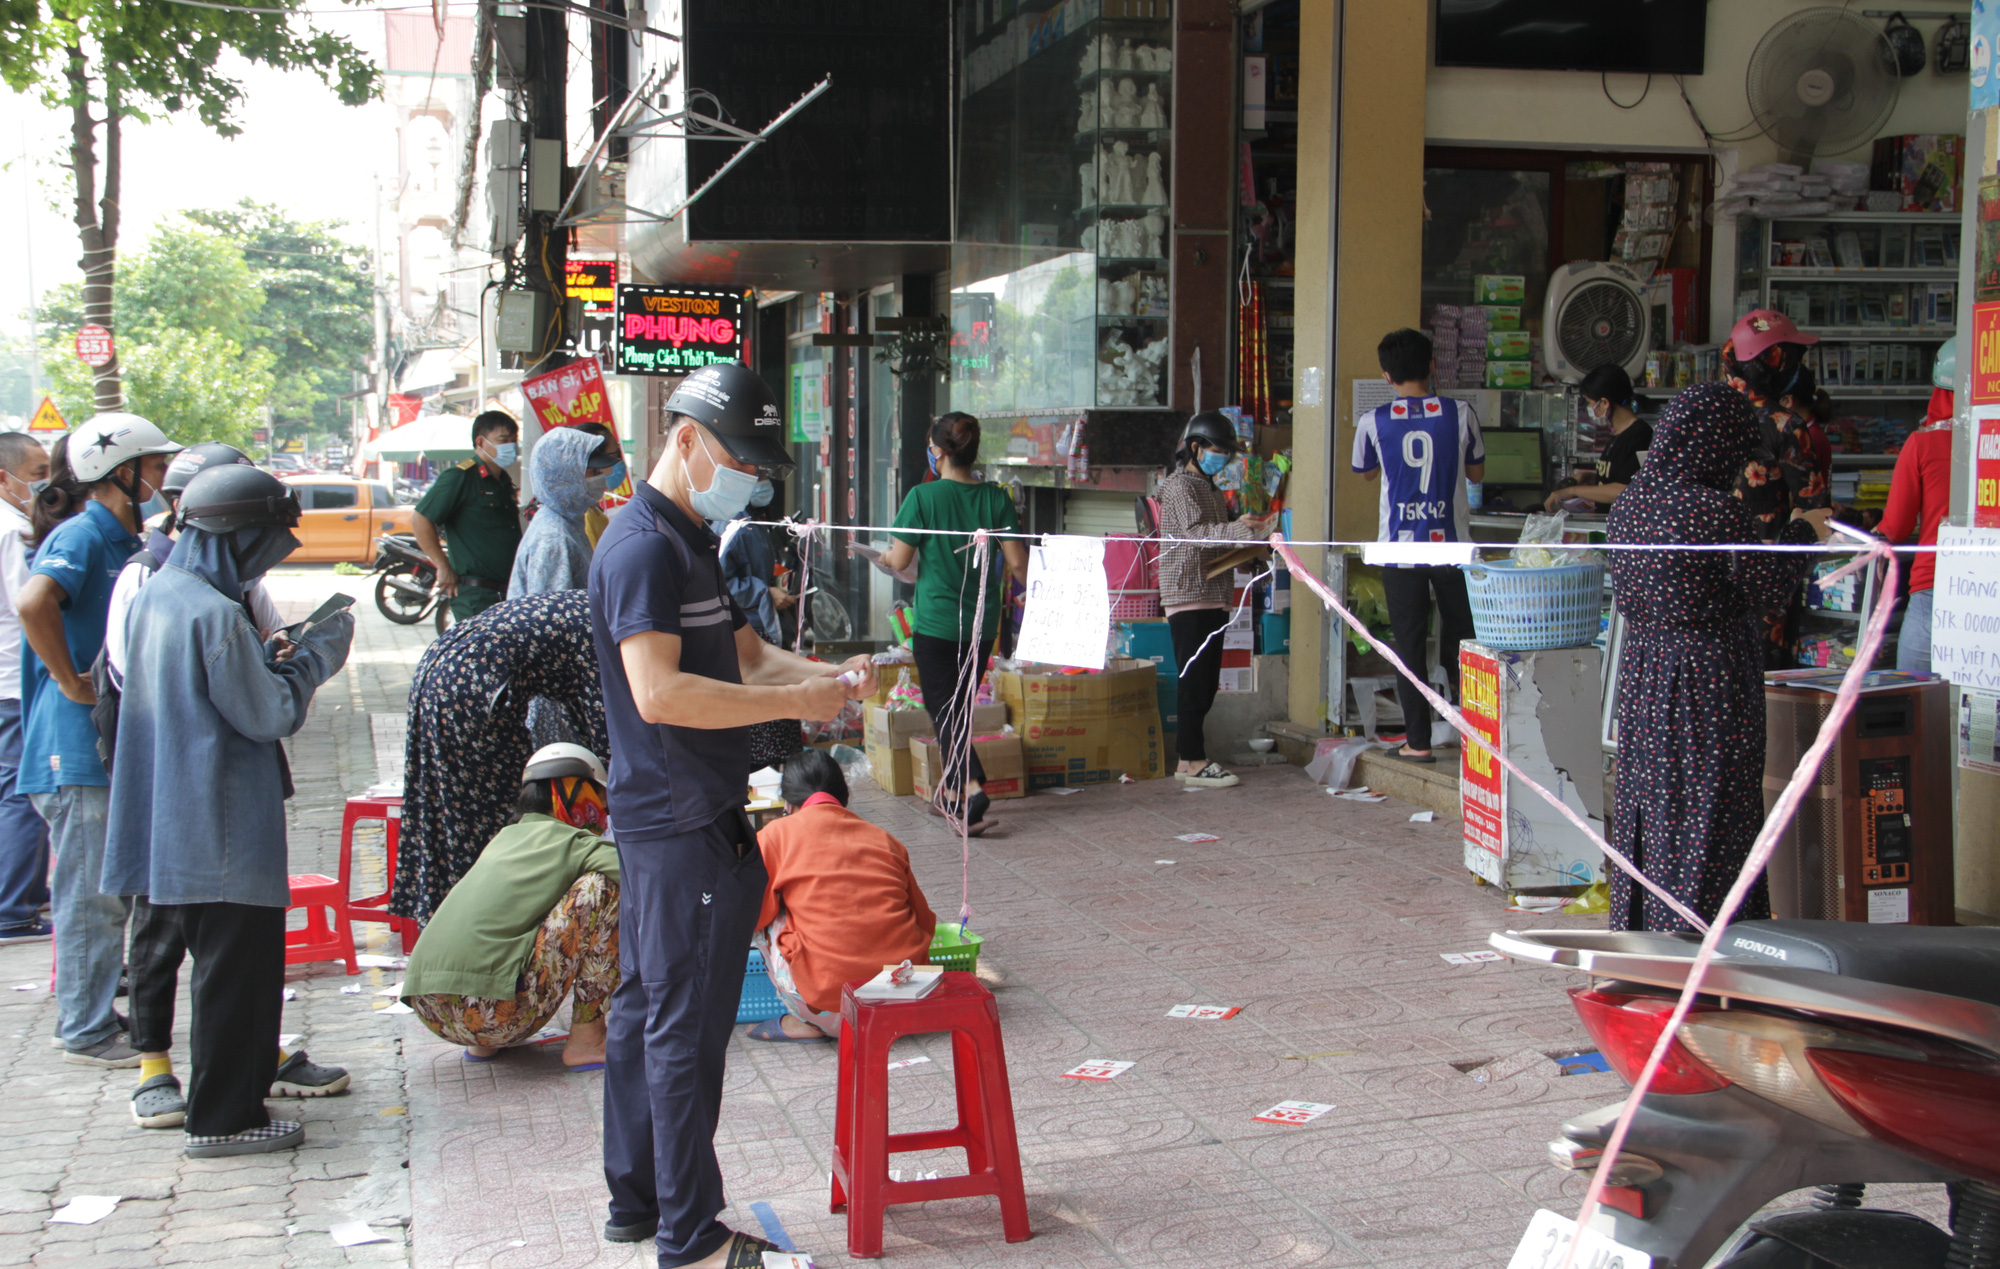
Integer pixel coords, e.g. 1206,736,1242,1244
462,1048,502,1063
745,1017,830,1043
1391,750,1437,764
564,1061,606,1072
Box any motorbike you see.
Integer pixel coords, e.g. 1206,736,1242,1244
1491,920,2000,1268
370,533,450,634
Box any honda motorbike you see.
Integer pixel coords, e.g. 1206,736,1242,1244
370,533,448,633
1492,920,2000,1269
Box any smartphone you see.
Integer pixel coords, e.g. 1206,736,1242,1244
288,592,356,637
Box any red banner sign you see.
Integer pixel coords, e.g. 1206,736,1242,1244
1459,645,1504,862
1974,303,2000,405
1977,413,2000,529
73,324,114,368
521,359,616,432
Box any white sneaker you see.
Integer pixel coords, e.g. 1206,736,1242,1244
1180,762,1240,789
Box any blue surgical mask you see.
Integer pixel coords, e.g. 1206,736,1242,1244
927,448,939,476
1197,449,1230,476
689,432,759,522
603,461,627,491
25,478,48,498
490,441,518,468
750,478,774,508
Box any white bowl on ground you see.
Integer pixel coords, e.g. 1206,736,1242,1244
1247,738,1276,753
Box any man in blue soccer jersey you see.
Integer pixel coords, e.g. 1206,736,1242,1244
1352,328,1485,763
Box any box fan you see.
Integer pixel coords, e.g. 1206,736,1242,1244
1542,261,1650,384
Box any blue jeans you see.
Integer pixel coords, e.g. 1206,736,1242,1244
0,699,49,929
33,785,130,1048
1897,589,1934,674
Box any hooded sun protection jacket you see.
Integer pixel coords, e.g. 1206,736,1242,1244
101,526,354,907
509,426,601,598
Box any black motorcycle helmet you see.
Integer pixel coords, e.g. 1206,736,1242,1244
663,361,794,473
161,442,254,502
1173,410,1241,471
177,465,303,535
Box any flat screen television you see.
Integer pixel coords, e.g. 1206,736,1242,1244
1479,429,1547,491
1435,0,1708,75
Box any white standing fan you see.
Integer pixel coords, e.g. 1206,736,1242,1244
1542,261,1650,384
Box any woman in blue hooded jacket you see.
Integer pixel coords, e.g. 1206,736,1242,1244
509,425,618,599
101,466,353,1159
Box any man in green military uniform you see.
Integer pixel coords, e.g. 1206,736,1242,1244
412,411,523,623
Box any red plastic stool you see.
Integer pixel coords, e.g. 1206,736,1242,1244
341,795,418,953
284,873,358,975
830,972,1031,1258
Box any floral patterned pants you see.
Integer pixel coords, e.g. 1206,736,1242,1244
410,872,619,1047
753,909,843,1038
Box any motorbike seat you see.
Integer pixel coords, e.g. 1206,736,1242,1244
1720,919,2000,1011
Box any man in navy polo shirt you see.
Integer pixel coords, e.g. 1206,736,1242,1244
589,361,873,1268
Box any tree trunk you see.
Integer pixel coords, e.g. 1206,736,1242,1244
65,43,122,412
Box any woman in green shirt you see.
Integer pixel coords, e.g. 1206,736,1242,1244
879,414,1028,835
402,744,620,1070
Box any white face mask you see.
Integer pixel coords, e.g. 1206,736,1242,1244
687,430,759,522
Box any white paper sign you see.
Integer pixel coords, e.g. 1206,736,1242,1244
48,1196,120,1225
1932,526,2000,688
1867,887,1910,924
1362,541,1477,567
764,1254,817,1269
1013,536,1109,670
329,1221,388,1247
1253,1100,1335,1125
1166,1004,1241,1020
1062,1059,1135,1081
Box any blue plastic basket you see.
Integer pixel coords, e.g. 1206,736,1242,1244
1463,559,1605,651
738,949,785,1024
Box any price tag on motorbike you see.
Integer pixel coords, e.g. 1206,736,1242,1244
1252,1100,1335,1125
1507,1209,1651,1269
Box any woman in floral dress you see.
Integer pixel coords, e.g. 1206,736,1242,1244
1606,382,1831,932
387,589,610,926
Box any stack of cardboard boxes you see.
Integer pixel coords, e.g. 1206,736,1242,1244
992,658,1165,789
864,701,1007,797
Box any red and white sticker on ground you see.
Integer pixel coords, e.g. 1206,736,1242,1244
1062,1059,1136,1081
1166,1004,1242,1020
1253,1100,1336,1125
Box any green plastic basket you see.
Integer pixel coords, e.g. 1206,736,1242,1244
928,924,984,974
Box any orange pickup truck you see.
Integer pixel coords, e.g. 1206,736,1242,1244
282,475,416,564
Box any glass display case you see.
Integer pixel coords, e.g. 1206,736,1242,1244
950,1,1175,414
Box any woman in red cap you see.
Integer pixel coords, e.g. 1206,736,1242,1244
1721,309,1833,667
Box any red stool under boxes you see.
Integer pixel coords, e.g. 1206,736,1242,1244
830,972,1031,1258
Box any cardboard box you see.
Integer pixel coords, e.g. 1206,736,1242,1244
912,734,1026,800
1484,360,1533,388
1115,619,1176,677
864,703,1006,751
1480,304,1522,330
867,742,915,796
1484,330,1533,361
1259,612,1290,654
992,658,1165,787
864,662,915,708
1474,274,1526,304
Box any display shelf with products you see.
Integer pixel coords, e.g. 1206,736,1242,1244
949,4,1176,414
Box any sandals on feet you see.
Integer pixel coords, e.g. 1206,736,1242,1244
1180,762,1241,789
745,1017,830,1043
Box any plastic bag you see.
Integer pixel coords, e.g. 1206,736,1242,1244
1562,882,1610,916
1513,511,1567,568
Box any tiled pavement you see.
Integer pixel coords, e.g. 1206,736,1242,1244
0,566,419,1269
3,564,1947,1269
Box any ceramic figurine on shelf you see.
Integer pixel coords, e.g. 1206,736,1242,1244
1141,211,1165,258
1103,141,1137,205
1109,275,1137,316
1098,277,1117,310
1152,44,1176,72
1117,38,1135,70
1077,91,1096,134
1140,273,1169,315
1099,78,1118,123
1113,78,1141,127
1142,151,1168,205
1079,160,1095,207
1134,336,1169,404
1139,83,1166,129
1080,223,1097,252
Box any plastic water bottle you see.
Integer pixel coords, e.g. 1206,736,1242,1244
1466,479,1484,511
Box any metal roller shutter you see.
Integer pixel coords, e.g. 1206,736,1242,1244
1061,489,1140,537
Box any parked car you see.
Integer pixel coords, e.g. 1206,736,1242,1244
281,474,416,564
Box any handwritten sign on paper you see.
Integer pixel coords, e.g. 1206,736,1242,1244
1062,1059,1135,1081
1014,535,1109,670
1253,1100,1336,1126
1934,526,2000,688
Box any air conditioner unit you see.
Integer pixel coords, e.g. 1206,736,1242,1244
1542,261,1650,384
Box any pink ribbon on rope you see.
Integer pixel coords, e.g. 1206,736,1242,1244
785,518,820,658
948,528,995,930
1271,529,1902,1267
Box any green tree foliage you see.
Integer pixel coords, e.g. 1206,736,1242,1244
46,327,274,450
41,220,264,345
185,202,372,437
0,0,377,410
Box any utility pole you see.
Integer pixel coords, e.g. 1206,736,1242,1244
524,0,570,371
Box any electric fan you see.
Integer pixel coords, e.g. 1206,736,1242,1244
1745,8,1903,167
1542,262,1650,385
